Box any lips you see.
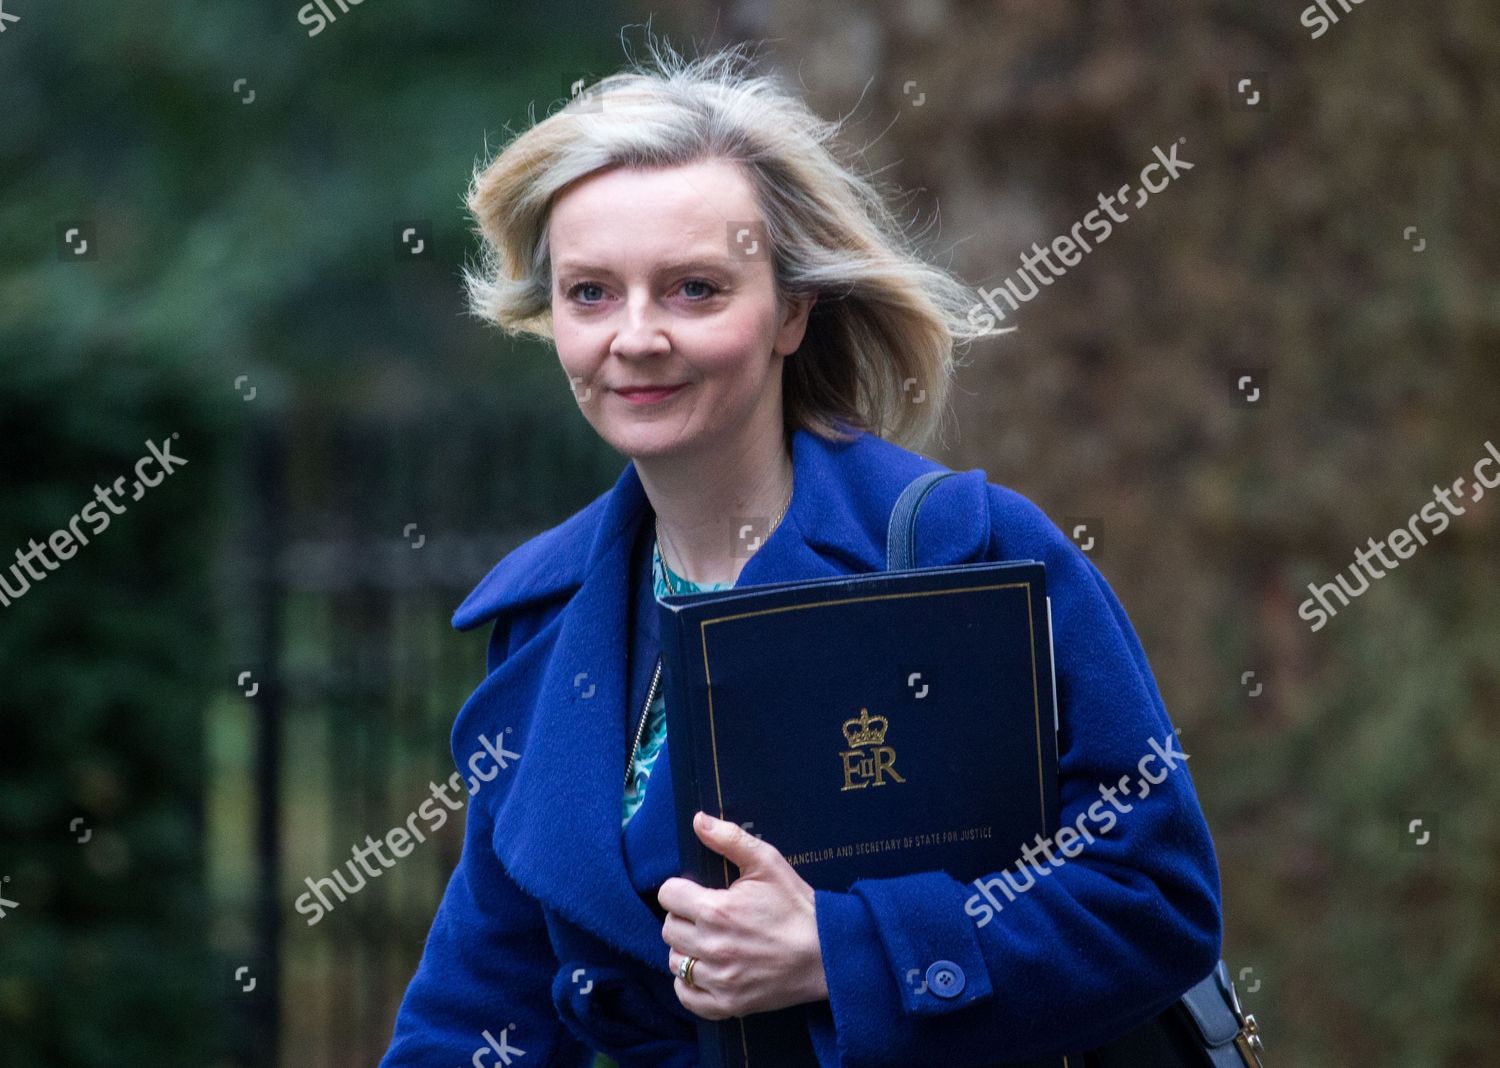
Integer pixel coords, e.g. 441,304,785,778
615,383,687,405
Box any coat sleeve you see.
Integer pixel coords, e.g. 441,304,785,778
802,483,1223,1067
380,619,590,1067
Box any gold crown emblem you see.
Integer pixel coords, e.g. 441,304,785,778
842,707,889,748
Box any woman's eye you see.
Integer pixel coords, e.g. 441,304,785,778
567,282,605,303
680,279,720,300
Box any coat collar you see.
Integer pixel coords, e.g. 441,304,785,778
450,424,990,971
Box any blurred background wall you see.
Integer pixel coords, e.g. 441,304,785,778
1,1,1496,1066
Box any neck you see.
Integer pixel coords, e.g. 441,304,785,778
636,420,794,588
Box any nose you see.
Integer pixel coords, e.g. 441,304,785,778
609,291,671,359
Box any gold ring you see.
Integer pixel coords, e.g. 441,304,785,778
677,954,698,988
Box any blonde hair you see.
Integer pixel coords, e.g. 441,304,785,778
461,31,992,453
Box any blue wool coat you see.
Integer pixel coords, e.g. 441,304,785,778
380,425,1223,1068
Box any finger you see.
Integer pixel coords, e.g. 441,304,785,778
675,980,732,1021
693,811,772,873
657,874,721,921
667,949,715,991
669,953,727,1017
661,911,704,955
673,975,721,1019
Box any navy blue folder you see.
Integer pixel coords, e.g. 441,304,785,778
658,558,1072,1068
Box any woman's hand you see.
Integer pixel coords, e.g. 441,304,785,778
657,811,829,1020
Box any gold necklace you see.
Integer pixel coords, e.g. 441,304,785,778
657,473,793,595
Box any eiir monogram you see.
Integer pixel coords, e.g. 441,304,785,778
840,707,906,791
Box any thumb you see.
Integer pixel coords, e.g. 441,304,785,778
693,811,770,873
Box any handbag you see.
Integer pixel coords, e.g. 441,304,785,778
888,470,1266,1068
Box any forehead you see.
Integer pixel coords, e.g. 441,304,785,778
549,159,761,264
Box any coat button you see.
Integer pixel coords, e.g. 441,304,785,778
924,960,965,998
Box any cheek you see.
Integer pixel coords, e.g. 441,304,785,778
552,322,595,375
684,315,777,380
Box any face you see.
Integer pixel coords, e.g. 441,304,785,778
547,158,814,462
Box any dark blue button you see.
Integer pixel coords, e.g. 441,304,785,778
924,960,965,998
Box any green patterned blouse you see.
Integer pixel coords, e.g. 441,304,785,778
620,539,734,828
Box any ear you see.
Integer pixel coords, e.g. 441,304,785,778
773,292,817,358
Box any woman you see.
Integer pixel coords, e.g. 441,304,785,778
381,37,1222,1068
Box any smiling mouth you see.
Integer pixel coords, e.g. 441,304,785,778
615,384,688,403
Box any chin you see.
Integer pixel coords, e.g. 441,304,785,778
597,420,699,461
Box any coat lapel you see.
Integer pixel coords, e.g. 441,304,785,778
487,453,668,967
479,425,991,971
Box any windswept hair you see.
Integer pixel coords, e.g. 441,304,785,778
461,30,994,453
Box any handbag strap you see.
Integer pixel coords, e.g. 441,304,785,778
885,470,960,571
889,471,1266,1068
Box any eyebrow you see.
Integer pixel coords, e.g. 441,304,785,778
553,256,742,278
